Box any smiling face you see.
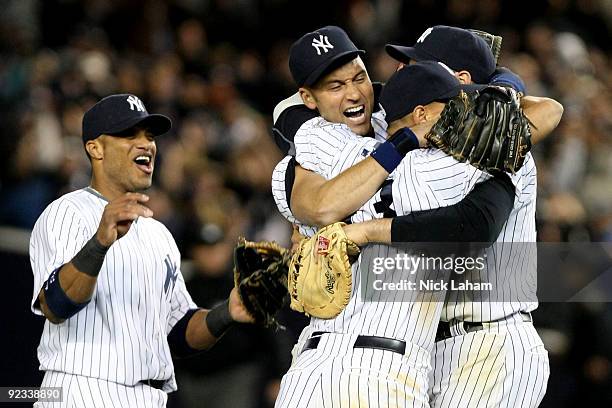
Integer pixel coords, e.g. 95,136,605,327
299,57,375,136
86,127,156,198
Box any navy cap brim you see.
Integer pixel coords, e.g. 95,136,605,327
302,50,365,87
385,44,430,64
104,114,172,137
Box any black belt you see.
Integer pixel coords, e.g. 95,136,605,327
435,312,532,342
302,331,406,355
140,379,165,390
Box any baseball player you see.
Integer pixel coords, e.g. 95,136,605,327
276,26,560,407
385,26,552,407
272,28,559,236
271,27,562,407
29,94,254,407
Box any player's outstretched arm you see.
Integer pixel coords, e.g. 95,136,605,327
343,173,515,246
521,96,564,144
172,288,254,353
38,193,153,324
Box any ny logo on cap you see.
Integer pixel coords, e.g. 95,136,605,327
417,27,434,44
312,35,334,55
126,95,146,112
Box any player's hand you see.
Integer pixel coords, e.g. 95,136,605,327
228,287,256,324
96,193,153,247
342,223,369,246
342,219,392,245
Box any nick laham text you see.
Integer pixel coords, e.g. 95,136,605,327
373,279,493,291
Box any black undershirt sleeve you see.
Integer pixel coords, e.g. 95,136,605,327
285,157,297,210
272,106,318,155
391,173,515,244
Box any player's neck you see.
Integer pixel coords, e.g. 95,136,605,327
89,174,125,201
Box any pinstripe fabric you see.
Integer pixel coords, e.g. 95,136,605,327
440,154,539,322
271,113,510,407
30,188,197,396
34,371,167,407
428,316,549,408
271,156,317,237
271,111,387,238
429,154,549,407
275,333,430,408
304,149,489,350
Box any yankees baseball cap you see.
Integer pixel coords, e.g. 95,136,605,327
380,61,484,124
289,25,365,87
82,94,172,144
385,26,495,84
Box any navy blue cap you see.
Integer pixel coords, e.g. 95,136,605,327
380,61,484,124
385,26,495,84
82,94,172,144
289,26,365,87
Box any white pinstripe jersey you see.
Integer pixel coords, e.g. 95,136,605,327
271,112,538,345
271,110,388,238
441,153,538,323
30,187,196,393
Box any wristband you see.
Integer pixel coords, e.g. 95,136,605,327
72,236,109,277
43,268,89,319
388,127,420,155
205,299,234,338
371,127,419,173
489,67,526,94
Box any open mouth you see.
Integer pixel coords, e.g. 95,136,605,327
133,154,153,174
343,105,366,123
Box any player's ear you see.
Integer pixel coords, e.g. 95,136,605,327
299,88,317,110
85,139,104,160
412,105,427,124
455,70,472,84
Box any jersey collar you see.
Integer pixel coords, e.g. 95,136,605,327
84,186,109,202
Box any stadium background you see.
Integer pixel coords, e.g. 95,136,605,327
0,0,610,406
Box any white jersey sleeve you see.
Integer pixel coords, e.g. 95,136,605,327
294,117,378,179
29,198,93,315
271,156,298,225
271,155,318,237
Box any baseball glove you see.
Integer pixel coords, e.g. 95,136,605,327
233,238,290,329
426,86,532,173
288,223,360,319
468,29,503,64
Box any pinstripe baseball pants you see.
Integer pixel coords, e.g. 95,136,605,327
34,371,167,407
428,314,549,408
275,332,431,408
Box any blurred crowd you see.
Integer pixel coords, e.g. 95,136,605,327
0,0,610,406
